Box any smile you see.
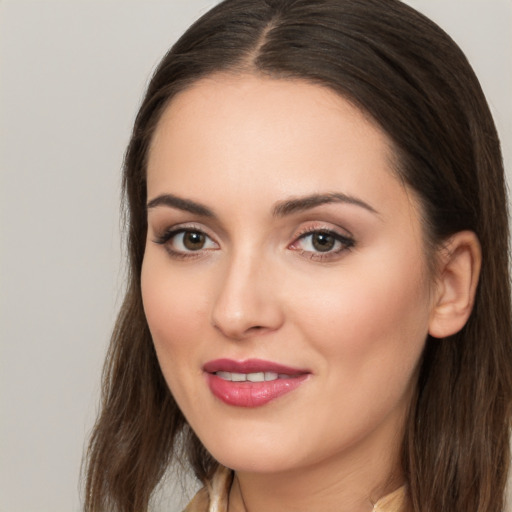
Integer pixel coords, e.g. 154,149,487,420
215,371,292,382
203,359,310,408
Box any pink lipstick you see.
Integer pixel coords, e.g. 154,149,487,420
203,358,310,407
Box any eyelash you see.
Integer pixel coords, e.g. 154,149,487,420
152,225,355,261
290,227,355,261
153,225,218,260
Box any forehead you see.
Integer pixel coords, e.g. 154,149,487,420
146,74,419,226
151,74,389,153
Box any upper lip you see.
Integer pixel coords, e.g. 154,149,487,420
203,358,310,375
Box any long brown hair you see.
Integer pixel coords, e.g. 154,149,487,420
84,1,512,510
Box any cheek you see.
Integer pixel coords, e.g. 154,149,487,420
141,253,209,364
293,253,431,380
141,253,216,416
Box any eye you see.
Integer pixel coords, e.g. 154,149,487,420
300,232,338,252
153,227,218,257
290,229,354,259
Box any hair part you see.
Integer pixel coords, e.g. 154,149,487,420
84,1,512,511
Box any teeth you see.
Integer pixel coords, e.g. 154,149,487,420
215,371,281,382
247,372,265,382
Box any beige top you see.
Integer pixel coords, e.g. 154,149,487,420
183,466,409,512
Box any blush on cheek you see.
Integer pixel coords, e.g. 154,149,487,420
307,273,429,368
142,256,199,336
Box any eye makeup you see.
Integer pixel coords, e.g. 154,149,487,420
152,224,219,260
151,219,356,264
289,225,355,262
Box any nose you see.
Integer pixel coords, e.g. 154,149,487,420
211,251,285,340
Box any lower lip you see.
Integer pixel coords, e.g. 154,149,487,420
206,373,309,407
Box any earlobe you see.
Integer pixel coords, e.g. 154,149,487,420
428,231,481,339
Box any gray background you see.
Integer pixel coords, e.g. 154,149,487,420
1,1,511,511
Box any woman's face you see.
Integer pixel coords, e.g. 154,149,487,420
142,74,435,476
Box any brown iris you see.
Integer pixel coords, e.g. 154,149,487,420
312,232,336,252
183,231,206,250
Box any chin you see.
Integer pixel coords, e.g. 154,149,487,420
199,428,302,474
213,450,294,474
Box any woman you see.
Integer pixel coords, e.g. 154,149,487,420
84,0,512,511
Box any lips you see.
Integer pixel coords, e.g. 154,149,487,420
203,358,310,407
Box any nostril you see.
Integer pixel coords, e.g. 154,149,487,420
247,325,266,333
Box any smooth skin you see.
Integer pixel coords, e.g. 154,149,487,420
141,74,480,512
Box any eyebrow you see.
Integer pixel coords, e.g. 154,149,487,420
147,194,215,217
146,192,378,217
273,192,378,216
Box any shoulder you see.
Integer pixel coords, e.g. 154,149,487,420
182,486,210,512
373,485,410,512
182,466,233,512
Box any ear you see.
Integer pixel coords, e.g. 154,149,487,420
428,231,481,339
